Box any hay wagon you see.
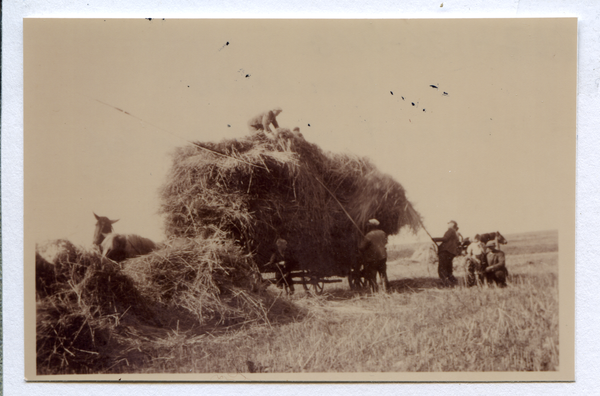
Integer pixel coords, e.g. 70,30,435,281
262,260,368,295
262,269,341,295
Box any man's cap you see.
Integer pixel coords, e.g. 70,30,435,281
368,219,380,226
273,107,283,112
448,220,458,227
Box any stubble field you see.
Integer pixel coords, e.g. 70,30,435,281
105,229,559,374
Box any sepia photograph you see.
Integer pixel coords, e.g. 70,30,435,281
24,18,576,381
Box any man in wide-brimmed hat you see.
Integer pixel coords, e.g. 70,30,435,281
359,219,389,292
484,240,508,287
433,220,460,286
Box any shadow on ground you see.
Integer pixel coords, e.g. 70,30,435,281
388,277,446,293
307,275,448,301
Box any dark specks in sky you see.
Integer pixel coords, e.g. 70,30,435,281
245,74,250,78
146,18,152,21
228,124,231,127
308,124,311,127
390,91,393,95
396,85,449,115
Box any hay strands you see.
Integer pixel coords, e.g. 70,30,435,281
406,203,438,252
191,142,268,171
313,176,365,237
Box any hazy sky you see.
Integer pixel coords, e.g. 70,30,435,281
25,19,576,247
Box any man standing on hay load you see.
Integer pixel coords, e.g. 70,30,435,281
484,240,509,287
433,220,460,286
247,107,283,136
265,238,295,295
359,219,390,292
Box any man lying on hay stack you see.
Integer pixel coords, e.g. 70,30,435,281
247,107,283,137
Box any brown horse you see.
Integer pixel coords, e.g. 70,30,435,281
479,231,508,246
92,213,158,262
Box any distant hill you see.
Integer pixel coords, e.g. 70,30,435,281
388,229,558,260
502,230,558,255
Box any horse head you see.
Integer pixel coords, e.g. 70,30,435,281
496,231,508,245
93,213,119,248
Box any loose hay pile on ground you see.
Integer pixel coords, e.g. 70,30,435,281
122,236,270,327
36,236,281,374
160,130,421,276
36,240,151,374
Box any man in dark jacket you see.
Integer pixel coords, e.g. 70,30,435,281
265,238,296,294
433,220,460,286
484,241,508,287
359,219,389,292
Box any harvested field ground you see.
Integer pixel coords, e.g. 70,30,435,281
63,229,556,374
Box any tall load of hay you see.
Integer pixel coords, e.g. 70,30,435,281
160,130,421,276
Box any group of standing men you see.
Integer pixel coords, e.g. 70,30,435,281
433,220,508,287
